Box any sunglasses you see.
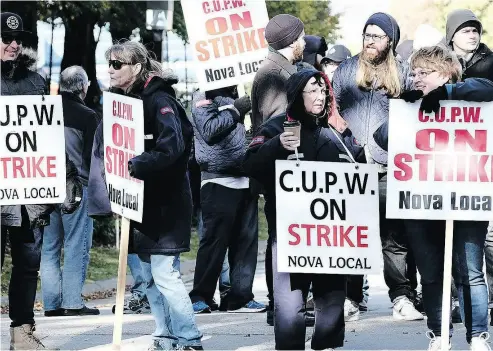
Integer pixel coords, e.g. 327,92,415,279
108,60,131,70
2,34,23,45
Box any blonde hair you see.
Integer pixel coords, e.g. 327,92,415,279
356,49,402,97
105,40,164,91
410,45,462,83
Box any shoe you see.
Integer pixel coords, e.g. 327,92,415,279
10,324,46,350
228,300,266,313
452,298,462,324
470,333,492,351
148,339,171,351
427,331,451,351
63,305,100,316
392,296,424,321
266,307,274,326
44,308,64,317
359,301,368,312
344,298,360,322
305,311,315,327
173,345,204,351
208,299,219,312
112,293,151,314
192,301,211,314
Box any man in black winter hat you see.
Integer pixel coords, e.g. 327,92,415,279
250,13,305,326
446,9,493,82
332,12,423,323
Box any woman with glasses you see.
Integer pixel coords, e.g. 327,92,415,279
375,45,493,351
101,40,203,351
244,68,363,350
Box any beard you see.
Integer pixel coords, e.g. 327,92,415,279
361,43,390,65
293,41,304,62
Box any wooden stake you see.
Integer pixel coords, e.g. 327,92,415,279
440,220,454,350
112,216,130,350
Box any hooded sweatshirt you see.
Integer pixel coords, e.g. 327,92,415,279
243,68,363,236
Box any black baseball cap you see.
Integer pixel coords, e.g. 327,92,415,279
1,12,32,39
322,45,352,64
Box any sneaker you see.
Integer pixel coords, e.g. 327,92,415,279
470,333,492,351
393,296,424,321
452,298,462,324
63,305,100,316
228,300,266,313
10,324,46,350
427,331,451,351
359,301,368,312
173,345,204,351
112,293,151,314
193,301,211,314
148,339,171,351
344,298,360,322
44,308,64,317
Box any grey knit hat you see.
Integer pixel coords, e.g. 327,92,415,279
265,14,304,50
446,9,482,44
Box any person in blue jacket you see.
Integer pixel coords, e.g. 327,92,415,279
374,45,492,351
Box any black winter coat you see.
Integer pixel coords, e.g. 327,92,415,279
462,43,493,82
243,68,363,238
88,73,194,255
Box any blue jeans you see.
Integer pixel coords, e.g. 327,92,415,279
405,219,489,342
197,208,230,292
40,187,94,310
128,253,145,298
139,254,202,348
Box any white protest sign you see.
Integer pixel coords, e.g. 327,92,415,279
275,160,381,274
103,92,144,223
387,100,493,221
0,95,66,205
181,0,269,90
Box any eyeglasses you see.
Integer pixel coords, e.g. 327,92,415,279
362,33,387,42
409,70,436,80
302,88,327,97
108,60,131,70
2,34,23,45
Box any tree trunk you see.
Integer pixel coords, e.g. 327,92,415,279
60,14,102,114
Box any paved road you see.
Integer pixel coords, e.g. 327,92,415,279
0,255,483,350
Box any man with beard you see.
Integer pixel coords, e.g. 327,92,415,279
250,13,305,326
332,12,423,322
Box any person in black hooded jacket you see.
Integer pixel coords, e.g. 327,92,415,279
101,41,202,351
244,68,362,350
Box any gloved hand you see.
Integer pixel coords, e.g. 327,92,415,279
400,89,424,103
62,176,83,214
234,95,252,119
420,85,447,113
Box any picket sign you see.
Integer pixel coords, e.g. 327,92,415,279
102,92,145,349
275,160,382,275
386,100,493,351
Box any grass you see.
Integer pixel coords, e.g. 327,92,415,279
1,198,269,295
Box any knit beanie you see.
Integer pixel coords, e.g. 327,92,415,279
265,14,304,50
446,9,482,45
363,12,401,51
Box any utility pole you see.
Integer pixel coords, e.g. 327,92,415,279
146,1,174,63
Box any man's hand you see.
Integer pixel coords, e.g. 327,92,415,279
61,177,83,214
280,132,300,151
401,90,424,103
420,85,447,113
